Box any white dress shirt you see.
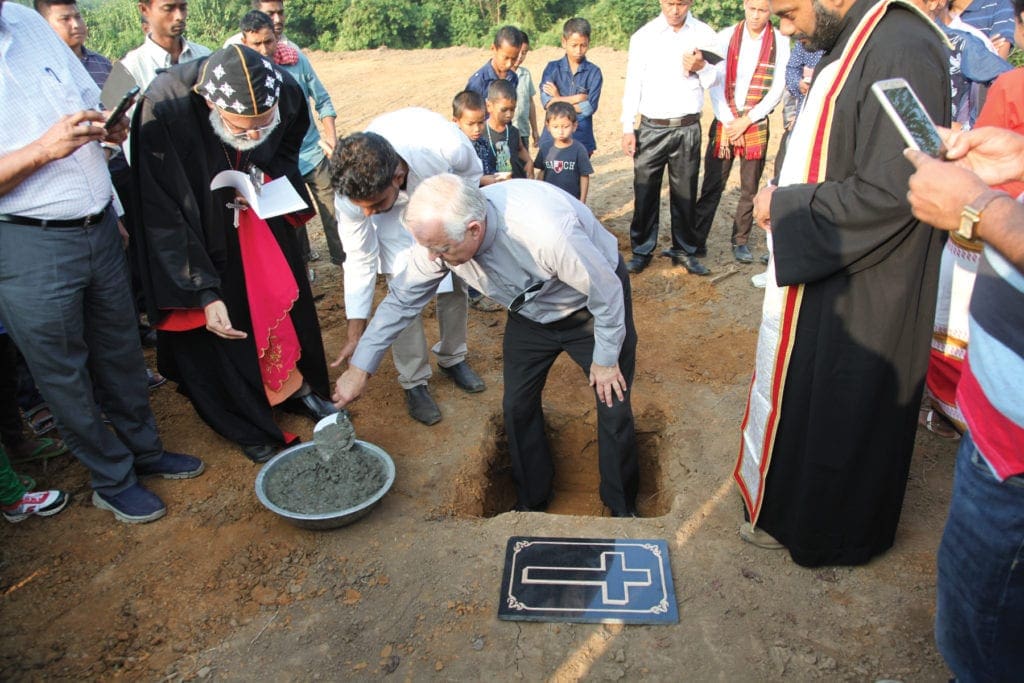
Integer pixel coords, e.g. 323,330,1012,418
709,24,790,125
334,107,483,319
620,12,721,133
0,3,111,218
351,180,626,373
120,34,211,92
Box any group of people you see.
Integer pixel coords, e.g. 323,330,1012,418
0,0,640,523
1,0,1022,677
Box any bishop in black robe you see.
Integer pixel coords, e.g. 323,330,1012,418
130,49,332,457
736,0,950,566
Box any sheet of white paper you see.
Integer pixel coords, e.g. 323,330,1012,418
437,271,454,294
210,170,308,220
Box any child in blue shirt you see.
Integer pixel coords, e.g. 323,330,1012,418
465,26,523,104
539,18,603,155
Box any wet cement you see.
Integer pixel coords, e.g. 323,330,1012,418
264,417,387,515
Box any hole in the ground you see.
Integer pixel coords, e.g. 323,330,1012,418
449,405,669,518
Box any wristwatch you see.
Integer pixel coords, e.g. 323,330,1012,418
958,189,1007,240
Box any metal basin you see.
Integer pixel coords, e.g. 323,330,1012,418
254,440,395,530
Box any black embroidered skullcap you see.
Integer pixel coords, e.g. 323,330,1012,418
193,44,283,118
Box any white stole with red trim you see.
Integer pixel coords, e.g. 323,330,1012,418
734,0,926,523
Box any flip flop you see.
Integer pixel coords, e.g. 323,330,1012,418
23,404,55,436
919,407,961,441
8,437,69,464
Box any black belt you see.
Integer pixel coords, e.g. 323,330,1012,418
0,204,109,229
641,114,700,128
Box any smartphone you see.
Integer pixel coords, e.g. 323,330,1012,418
700,49,724,66
871,78,945,158
104,85,141,131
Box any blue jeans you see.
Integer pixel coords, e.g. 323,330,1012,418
935,431,1024,682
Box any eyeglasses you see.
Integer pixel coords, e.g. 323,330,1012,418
218,107,279,140
509,281,544,313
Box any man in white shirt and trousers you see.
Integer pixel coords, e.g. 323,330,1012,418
330,108,486,426
621,0,720,276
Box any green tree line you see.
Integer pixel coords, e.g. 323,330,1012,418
58,0,745,60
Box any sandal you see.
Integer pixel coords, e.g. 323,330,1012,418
7,437,69,464
23,404,55,436
919,407,961,440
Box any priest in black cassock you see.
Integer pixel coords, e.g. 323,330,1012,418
130,45,337,464
734,0,949,566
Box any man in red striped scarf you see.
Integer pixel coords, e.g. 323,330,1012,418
690,0,789,267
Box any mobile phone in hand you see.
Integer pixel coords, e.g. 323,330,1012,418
104,85,141,131
871,78,945,158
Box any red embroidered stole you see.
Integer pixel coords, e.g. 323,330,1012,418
236,208,303,403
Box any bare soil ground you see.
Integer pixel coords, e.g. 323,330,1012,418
0,45,958,680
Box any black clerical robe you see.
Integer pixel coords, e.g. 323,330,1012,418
735,0,949,567
130,59,330,449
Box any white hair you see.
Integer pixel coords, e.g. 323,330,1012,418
207,107,278,151
403,173,486,241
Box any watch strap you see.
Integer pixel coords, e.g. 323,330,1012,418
959,189,1007,241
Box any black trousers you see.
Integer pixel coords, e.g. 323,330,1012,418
628,120,702,257
0,334,25,448
690,120,769,251
501,258,639,513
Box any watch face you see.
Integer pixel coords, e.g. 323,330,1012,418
957,210,978,241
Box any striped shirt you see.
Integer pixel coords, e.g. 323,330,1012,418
957,0,1016,44
958,242,1024,480
0,3,111,219
79,46,112,89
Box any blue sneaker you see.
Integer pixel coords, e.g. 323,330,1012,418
135,451,204,480
92,483,166,524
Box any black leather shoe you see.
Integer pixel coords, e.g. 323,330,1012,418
662,247,707,259
242,443,278,463
733,244,754,263
669,254,710,276
282,392,338,422
513,497,551,512
439,361,485,393
611,508,639,518
625,254,652,274
405,385,441,425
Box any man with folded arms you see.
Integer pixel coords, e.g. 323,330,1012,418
0,0,203,524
